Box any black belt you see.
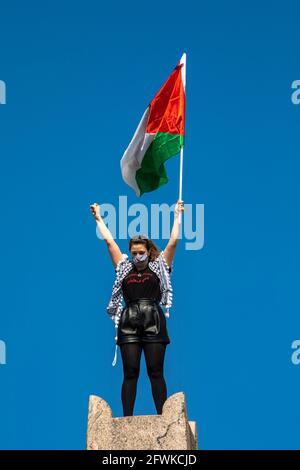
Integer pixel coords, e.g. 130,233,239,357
125,298,159,307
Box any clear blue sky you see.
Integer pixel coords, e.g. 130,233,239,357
0,0,300,450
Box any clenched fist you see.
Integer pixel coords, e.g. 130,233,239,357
174,200,184,216
90,202,101,222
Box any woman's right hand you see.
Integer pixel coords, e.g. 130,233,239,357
90,202,101,222
90,201,123,267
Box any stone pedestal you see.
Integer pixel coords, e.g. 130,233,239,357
86,391,198,450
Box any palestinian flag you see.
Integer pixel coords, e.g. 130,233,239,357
120,54,186,196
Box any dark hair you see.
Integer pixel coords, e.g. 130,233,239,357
129,235,160,262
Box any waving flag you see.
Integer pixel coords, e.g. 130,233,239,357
120,54,186,196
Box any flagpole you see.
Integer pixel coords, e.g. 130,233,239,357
178,146,184,224
178,52,186,225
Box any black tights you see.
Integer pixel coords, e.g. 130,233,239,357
120,342,167,416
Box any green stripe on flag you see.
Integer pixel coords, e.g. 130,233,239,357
136,132,184,195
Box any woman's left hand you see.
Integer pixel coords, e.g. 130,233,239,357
174,199,184,216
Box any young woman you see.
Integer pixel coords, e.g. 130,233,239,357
90,200,184,416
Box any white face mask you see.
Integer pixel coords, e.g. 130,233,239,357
132,252,148,266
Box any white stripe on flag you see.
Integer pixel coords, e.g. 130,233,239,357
120,107,155,196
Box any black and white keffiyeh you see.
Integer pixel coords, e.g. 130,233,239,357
106,250,174,366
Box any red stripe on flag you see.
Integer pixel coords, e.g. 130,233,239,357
146,63,185,137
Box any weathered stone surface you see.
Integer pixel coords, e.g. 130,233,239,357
86,391,198,450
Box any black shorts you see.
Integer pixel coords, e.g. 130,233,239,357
117,298,171,346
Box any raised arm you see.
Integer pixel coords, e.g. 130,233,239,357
163,200,184,268
90,202,123,268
